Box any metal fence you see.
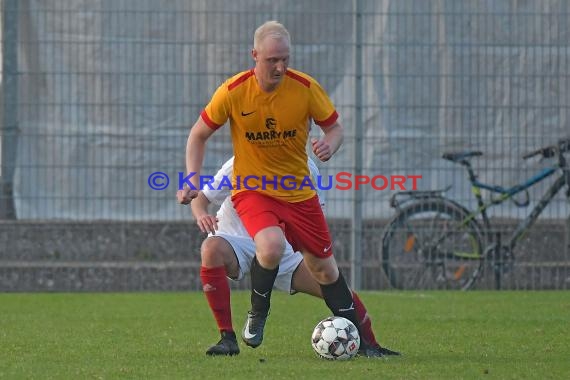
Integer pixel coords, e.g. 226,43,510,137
1,0,569,290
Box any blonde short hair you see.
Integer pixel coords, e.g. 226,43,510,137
253,21,291,50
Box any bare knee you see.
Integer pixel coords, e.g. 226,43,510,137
254,227,286,268
200,237,236,274
303,255,340,285
311,266,339,284
291,262,323,297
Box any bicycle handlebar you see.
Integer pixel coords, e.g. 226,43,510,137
522,138,570,160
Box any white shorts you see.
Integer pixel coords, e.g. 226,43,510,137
210,232,303,294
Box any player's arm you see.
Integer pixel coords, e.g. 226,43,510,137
177,117,216,204
312,121,344,162
190,157,234,233
190,192,218,234
202,157,234,206
186,117,216,188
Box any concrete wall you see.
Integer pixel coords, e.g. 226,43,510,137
0,219,569,291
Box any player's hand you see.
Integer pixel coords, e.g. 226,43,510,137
176,187,199,205
311,138,333,162
196,214,219,234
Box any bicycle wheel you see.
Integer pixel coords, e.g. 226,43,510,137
381,198,484,290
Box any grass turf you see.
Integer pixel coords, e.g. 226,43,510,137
0,291,568,379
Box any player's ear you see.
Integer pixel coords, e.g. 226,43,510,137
251,48,257,62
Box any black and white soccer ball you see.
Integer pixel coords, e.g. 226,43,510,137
311,316,360,360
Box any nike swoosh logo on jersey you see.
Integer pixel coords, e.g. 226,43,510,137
323,243,333,253
241,110,256,116
243,318,257,339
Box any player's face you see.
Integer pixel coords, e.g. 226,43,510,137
252,36,290,92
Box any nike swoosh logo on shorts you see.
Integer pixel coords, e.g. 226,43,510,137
323,243,333,253
243,319,256,339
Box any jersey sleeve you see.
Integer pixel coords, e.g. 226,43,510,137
200,81,232,130
308,157,326,211
202,157,235,205
309,80,338,127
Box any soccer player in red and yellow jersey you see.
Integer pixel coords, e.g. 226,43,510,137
178,20,377,355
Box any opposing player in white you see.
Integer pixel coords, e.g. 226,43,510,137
185,157,400,358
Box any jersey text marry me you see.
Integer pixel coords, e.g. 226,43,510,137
200,68,338,202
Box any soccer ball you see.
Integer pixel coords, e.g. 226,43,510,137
311,316,360,360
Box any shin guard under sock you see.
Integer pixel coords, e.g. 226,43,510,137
320,272,360,331
352,291,379,346
200,265,233,333
250,256,278,315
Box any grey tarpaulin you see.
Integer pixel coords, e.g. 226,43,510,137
7,0,569,220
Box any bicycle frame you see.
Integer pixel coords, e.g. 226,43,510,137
383,139,570,290
448,142,570,252
390,166,565,249
454,160,568,254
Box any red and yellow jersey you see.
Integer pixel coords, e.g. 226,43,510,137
200,68,338,202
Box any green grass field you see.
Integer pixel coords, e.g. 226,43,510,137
1,291,568,379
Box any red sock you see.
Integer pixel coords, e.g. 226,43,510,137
200,266,233,333
352,291,380,347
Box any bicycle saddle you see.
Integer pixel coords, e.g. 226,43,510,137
442,151,483,162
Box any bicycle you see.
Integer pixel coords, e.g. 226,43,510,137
381,138,570,290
